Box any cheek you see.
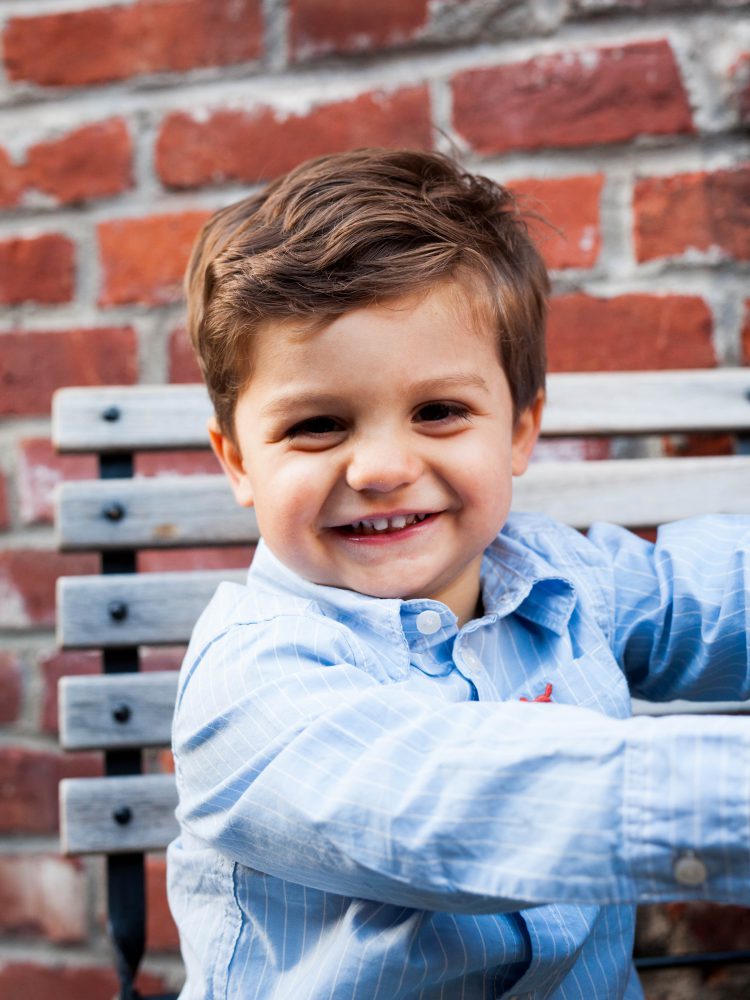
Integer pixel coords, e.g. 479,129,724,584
259,456,331,523
449,437,512,499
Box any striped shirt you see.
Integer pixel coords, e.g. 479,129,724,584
168,513,750,999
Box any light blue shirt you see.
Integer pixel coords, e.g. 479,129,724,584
168,513,750,999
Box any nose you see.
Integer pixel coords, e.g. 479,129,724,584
345,432,423,493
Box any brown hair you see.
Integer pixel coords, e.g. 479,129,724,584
186,148,549,436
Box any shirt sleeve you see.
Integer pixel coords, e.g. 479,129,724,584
584,515,750,702
173,607,750,914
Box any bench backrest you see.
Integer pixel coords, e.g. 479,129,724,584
56,369,750,852
53,371,750,995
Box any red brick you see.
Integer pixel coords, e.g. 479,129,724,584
634,166,750,262
98,211,210,306
0,748,100,834
452,40,693,155
662,900,750,953
510,175,603,270
138,545,252,573
742,301,750,366
0,147,23,208
663,433,735,459
40,650,101,735
0,234,75,305
290,0,428,60
0,327,137,416
142,646,185,672
18,438,97,526
0,962,167,1000
547,294,715,371
0,653,22,724
156,86,432,189
3,0,262,87
169,325,202,382
0,550,98,629
24,119,132,206
0,854,86,943
158,748,176,774
135,450,220,477
146,855,180,952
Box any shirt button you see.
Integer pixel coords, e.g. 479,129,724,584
673,852,708,887
415,610,442,635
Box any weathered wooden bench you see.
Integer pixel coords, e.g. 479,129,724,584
54,370,750,1000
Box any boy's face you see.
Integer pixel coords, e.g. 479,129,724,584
210,280,542,626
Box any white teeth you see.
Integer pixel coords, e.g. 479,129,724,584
344,513,431,533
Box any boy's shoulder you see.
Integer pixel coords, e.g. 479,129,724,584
184,541,393,664
188,575,323,648
178,567,408,704
502,510,612,571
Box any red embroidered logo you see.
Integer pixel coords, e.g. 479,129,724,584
520,683,553,703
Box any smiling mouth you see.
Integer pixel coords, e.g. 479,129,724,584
336,512,435,536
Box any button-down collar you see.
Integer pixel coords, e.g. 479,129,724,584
249,527,578,652
479,528,577,635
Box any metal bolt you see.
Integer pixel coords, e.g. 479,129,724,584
108,600,128,622
102,501,125,522
113,806,132,826
112,702,131,724
102,406,121,422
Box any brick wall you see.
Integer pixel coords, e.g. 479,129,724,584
0,1,748,997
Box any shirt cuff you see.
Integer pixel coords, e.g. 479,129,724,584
624,712,750,903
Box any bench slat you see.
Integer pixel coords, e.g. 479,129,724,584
57,569,246,648
543,369,750,435
632,698,750,716
60,774,178,854
57,475,259,550
60,671,179,750
515,454,750,527
52,370,750,452
56,455,750,551
53,385,213,452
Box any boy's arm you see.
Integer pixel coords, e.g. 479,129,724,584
584,515,750,702
173,612,750,913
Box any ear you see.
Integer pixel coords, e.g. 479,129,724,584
511,390,544,477
208,417,254,508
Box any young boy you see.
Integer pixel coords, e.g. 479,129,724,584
167,148,750,1000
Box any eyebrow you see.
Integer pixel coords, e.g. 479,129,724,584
410,373,490,395
261,373,490,419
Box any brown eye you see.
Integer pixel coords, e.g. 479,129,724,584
287,416,343,438
416,403,471,424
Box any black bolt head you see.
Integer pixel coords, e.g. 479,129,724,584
112,702,131,724
102,502,125,522
108,600,128,622
113,806,132,826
